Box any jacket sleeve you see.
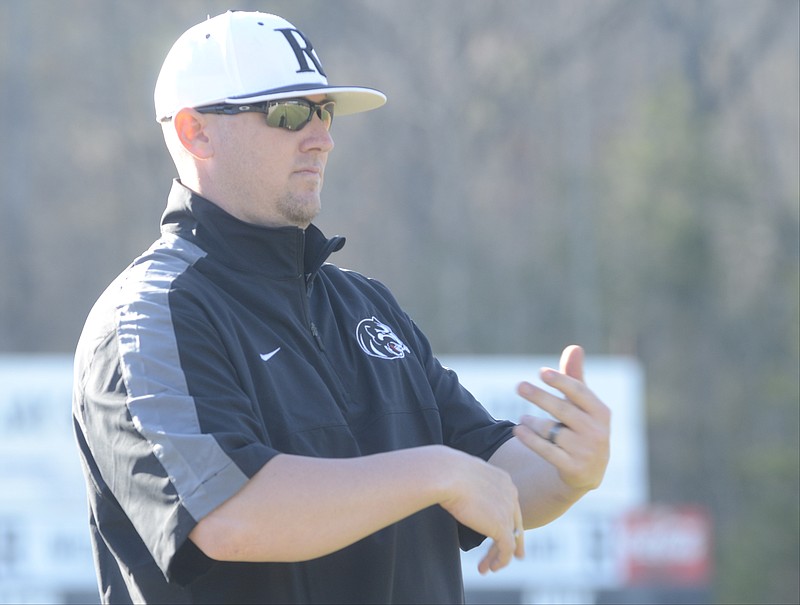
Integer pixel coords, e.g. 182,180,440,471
411,320,516,460
73,268,279,583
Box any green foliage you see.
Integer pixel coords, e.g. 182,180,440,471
599,48,799,605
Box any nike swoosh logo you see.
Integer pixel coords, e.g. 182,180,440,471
259,348,281,362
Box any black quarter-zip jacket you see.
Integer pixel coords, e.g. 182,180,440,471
73,180,514,604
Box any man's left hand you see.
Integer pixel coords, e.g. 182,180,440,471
512,345,611,492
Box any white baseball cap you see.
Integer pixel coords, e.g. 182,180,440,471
154,11,386,122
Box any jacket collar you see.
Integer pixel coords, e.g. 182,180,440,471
160,180,345,280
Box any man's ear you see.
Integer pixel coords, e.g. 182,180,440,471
173,108,214,159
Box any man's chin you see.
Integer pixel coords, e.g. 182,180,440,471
277,197,321,228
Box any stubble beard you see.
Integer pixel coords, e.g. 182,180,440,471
276,190,322,228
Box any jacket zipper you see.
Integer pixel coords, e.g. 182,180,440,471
303,235,344,353
309,320,324,351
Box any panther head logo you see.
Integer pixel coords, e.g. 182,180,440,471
356,316,410,360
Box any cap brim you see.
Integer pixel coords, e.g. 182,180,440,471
226,84,386,116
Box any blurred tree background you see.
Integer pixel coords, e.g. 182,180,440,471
0,0,797,602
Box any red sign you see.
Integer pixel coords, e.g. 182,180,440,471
621,505,712,586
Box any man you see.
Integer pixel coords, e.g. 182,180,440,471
73,10,610,604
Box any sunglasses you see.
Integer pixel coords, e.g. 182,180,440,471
195,98,335,132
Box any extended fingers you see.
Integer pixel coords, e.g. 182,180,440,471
515,415,567,445
517,371,609,426
511,349,612,493
514,413,611,492
540,367,608,419
513,417,573,465
559,344,585,382
517,381,584,427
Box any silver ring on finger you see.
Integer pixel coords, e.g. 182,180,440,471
547,422,566,446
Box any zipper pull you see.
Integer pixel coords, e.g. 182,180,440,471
310,322,325,350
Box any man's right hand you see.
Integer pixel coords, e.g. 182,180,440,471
438,448,525,573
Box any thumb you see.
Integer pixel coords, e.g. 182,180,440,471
559,345,585,383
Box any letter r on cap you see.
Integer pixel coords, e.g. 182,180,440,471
276,28,327,77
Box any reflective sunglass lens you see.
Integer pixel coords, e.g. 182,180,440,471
317,104,334,130
266,101,334,131
266,103,309,130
